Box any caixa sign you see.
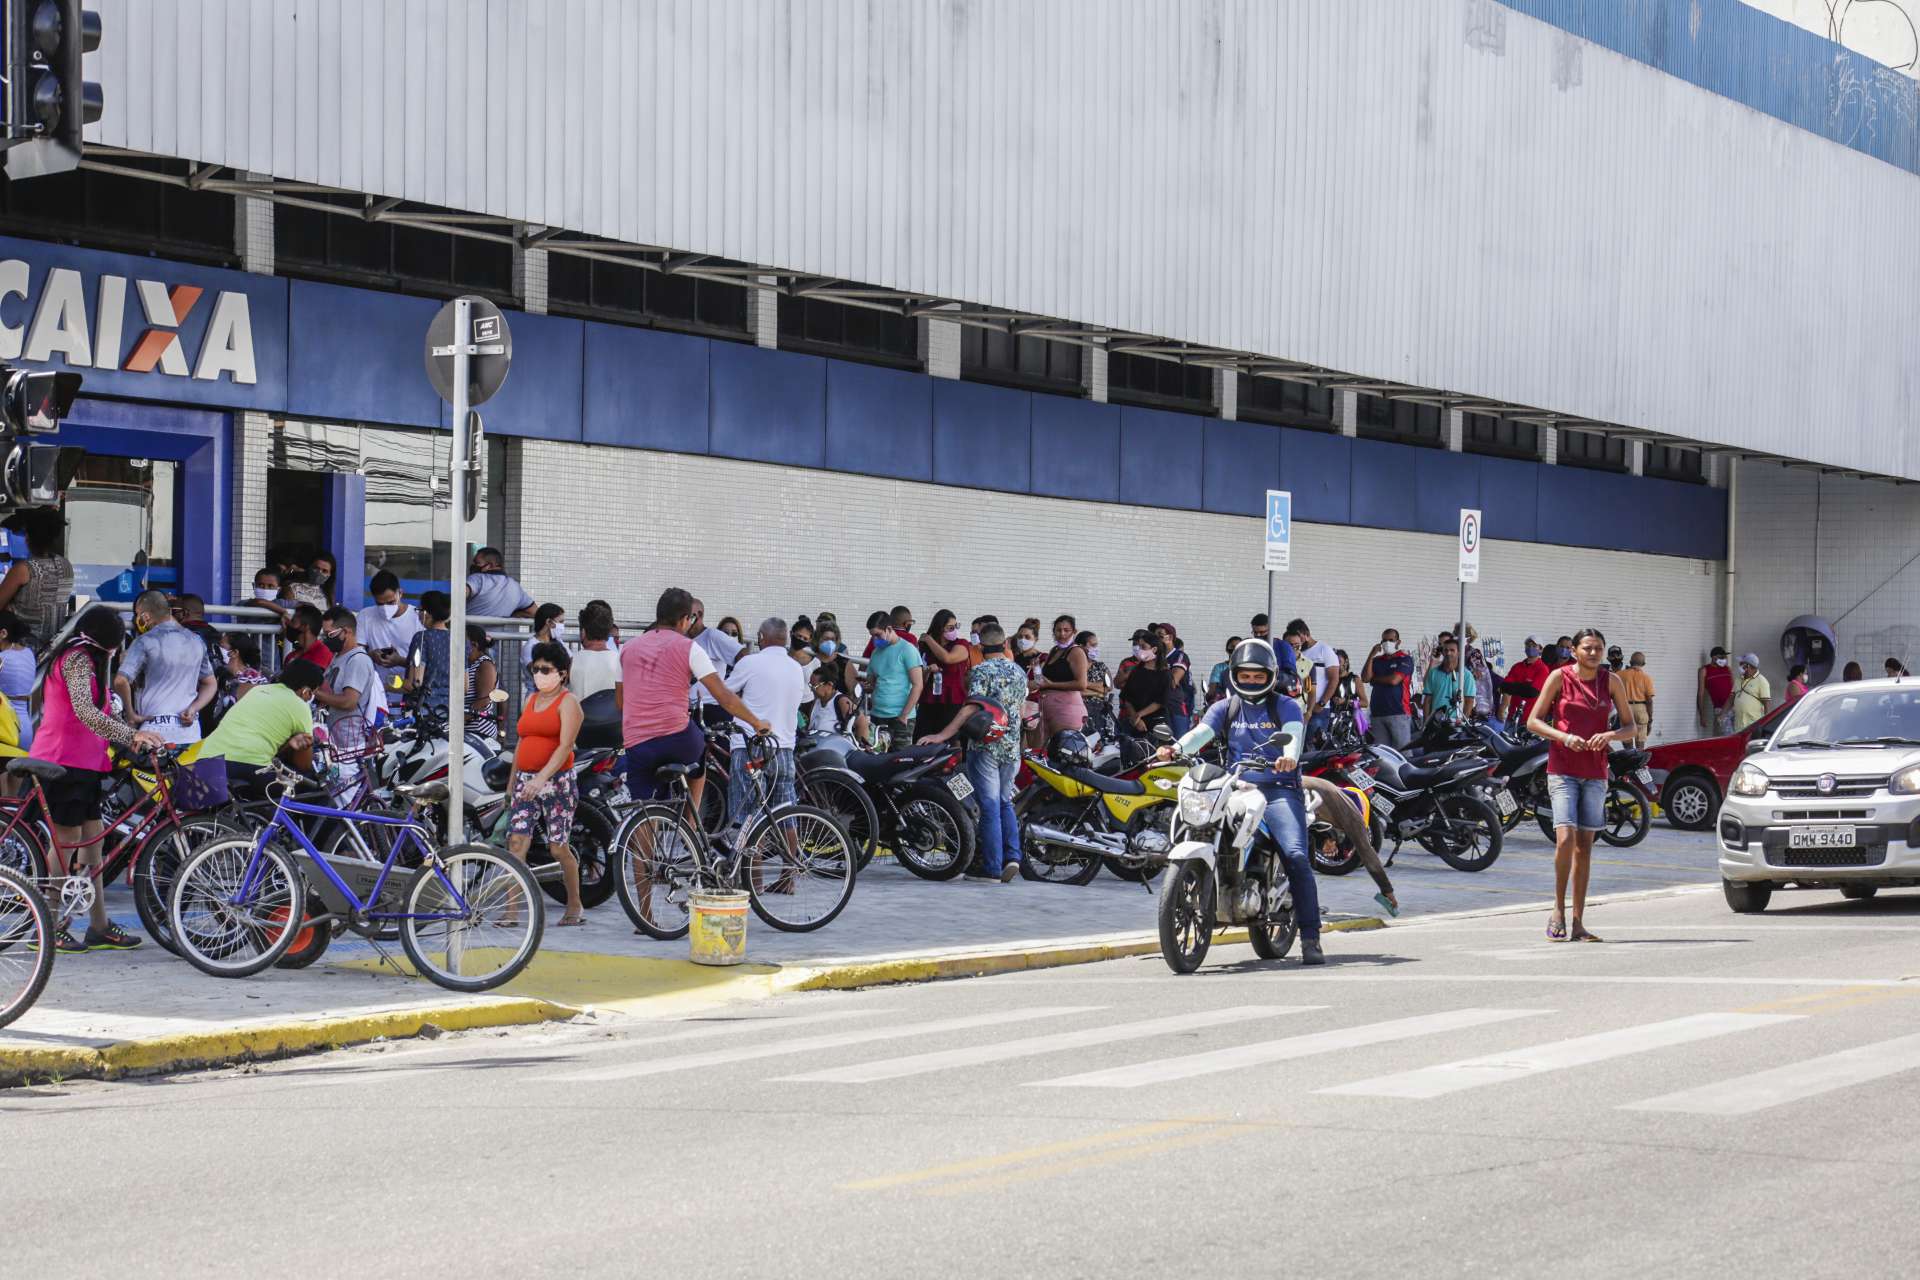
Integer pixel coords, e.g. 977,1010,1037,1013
0,235,288,409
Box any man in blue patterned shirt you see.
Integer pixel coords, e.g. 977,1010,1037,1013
920,621,1027,882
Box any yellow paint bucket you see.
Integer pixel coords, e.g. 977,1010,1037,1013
688,891,750,966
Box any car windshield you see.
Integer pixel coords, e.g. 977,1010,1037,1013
1772,686,1920,749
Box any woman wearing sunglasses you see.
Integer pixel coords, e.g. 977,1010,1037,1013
507,641,586,925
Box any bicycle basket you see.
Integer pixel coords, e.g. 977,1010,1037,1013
326,715,382,764
166,756,231,813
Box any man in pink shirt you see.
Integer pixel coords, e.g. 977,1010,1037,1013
620,587,767,816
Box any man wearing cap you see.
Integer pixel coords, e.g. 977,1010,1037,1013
1620,651,1655,748
1732,653,1771,731
1698,645,1736,734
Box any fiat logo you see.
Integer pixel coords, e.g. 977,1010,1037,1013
1817,773,1838,794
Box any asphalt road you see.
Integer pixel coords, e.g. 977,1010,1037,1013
10,884,1920,1279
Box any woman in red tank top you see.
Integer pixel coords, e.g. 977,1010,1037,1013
1527,628,1635,943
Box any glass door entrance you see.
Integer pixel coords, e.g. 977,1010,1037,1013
60,456,179,602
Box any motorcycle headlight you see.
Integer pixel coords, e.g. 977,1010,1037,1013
1729,763,1770,798
1179,787,1216,826
1890,764,1920,795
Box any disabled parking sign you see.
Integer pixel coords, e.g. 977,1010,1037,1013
1265,490,1292,572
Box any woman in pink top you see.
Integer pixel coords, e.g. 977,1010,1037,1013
33,606,165,952
618,587,767,816
1528,628,1635,944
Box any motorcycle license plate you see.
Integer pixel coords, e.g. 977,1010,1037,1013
1350,772,1374,792
947,775,975,801
1634,767,1653,786
1371,793,1395,820
1493,789,1517,816
1788,825,1855,849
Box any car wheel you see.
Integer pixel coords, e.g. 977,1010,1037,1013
1663,773,1719,831
1840,885,1879,901
1723,878,1771,914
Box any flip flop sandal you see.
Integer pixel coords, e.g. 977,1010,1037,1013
556,916,587,927
1547,915,1567,941
1571,926,1603,943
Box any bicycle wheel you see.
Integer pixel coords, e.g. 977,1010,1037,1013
132,817,224,956
0,804,47,882
540,798,618,910
169,837,306,977
798,771,879,872
613,805,699,940
0,864,53,1030
740,804,856,932
399,844,543,993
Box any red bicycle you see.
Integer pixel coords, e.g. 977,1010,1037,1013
0,746,229,954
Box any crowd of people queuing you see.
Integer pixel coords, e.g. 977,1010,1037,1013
16,514,1920,956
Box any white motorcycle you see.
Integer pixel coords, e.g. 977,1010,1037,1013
1156,732,1303,974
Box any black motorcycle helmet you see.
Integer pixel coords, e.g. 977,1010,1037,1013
1226,638,1281,700
1047,729,1092,769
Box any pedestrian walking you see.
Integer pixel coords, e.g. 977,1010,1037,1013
570,600,623,702
0,507,73,645
506,641,586,926
1030,614,1090,739
1528,627,1635,944
357,570,423,690
465,546,536,619
113,591,217,746
32,606,165,952
917,608,971,741
1362,628,1414,747
919,621,1026,882
864,609,925,746
1698,645,1735,733
1620,651,1655,747
722,618,808,833
1732,653,1771,730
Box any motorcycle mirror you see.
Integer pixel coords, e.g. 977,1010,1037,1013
1266,732,1295,750
1151,724,1174,743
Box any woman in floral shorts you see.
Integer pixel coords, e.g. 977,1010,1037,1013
506,641,585,925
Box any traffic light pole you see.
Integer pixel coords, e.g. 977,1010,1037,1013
445,296,471,846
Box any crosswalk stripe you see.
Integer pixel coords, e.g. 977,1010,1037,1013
775,1006,1318,1084
537,1006,1102,1083
1621,1031,1920,1116
1031,1008,1549,1090
1319,1012,1803,1099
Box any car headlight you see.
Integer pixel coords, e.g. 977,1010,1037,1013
1729,763,1770,798
1891,764,1920,795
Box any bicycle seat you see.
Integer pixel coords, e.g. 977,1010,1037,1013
399,781,450,805
1062,765,1146,797
654,762,701,781
6,758,65,782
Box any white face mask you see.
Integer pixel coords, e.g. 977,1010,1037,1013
1135,646,1155,662
254,588,276,602
968,632,981,646
1714,657,1728,667
531,670,563,693
551,621,567,644
1017,637,1037,653
1087,646,1100,661
383,600,404,618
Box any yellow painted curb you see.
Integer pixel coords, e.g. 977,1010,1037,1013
0,997,579,1089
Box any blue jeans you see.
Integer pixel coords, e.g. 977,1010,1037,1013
1548,774,1606,832
728,745,796,829
966,750,1021,876
1258,785,1320,939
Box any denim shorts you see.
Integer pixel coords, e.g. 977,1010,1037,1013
1548,774,1606,832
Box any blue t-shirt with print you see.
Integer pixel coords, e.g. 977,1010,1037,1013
868,637,924,717
1200,692,1306,789
1369,651,1414,720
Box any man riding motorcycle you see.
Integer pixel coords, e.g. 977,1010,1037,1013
1159,638,1326,965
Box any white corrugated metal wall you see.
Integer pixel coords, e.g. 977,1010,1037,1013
86,0,1920,479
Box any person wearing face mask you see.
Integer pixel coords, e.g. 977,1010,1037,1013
31,606,168,952
465,624,502,742
814,625,852,696
197,658,324,799
113,591,217,747
465,546,536,620
1029,614,1090,739
1076,631,1115,746
620,588,768,815
524,603,566,684
864,609,926,746
1116,631,1170,758
308,550,339,607
1500,637,1551,733
312,606,387,729
1362,628,1416,747
1698,645,1735,734
283,603,332,671
716,616,744,647
277,547,328,611
917,608,971,740
247,567,292,625
357,570,424,689
1620,651,1655,747
507,641,586,926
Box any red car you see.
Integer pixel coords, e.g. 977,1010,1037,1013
1647,703,1790,830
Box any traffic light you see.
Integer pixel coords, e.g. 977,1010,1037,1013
4,1,104,180
0,364,83,507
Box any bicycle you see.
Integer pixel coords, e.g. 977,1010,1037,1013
0,749,231,955
167,771,544,993
0,864,53,1030
613,733,856,938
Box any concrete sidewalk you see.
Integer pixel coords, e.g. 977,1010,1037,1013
0,824,1721,1085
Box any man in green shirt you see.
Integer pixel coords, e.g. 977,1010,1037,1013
196,658,325,789
1420,640,1477,724
864,610,925,745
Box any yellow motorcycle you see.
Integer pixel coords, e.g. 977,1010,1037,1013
1015,733,1188,885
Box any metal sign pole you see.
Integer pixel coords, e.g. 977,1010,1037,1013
1457,581,1467,722
445,296,470,846
1267,571,1275,652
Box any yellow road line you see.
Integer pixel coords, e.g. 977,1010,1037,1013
1739,985,1920,1015
922,1123,1258,1196
838,1120,1194,1191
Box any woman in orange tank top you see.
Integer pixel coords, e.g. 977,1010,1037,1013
507,641,586,924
